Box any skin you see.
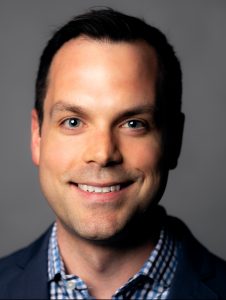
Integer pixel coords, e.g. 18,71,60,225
31,37,163,298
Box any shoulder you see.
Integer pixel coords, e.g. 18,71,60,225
0,225,52,285
167,214,226,271
166,215,226,298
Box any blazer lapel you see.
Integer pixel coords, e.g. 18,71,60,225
7,226,52,299
167,221,218,300
168,253,217,299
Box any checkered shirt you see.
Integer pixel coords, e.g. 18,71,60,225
48,223,179,299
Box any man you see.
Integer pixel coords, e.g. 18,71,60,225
0,8,226,299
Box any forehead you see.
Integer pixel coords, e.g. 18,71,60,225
45,37,158,113
48,36,158,83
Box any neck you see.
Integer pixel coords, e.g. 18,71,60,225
56,206,164,299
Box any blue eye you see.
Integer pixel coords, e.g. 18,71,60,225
123,120,145,129
63,118,81,128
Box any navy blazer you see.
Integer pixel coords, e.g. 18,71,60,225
0,216,226,299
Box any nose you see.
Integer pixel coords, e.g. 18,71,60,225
83,129,123,167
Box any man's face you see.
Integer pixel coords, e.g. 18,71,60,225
31,37,163,241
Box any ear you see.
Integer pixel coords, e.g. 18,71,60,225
31,109,41,166
165,112,185,170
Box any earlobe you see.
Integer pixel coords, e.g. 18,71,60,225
31,109,41,166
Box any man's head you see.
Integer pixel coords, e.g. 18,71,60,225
31,8,183,243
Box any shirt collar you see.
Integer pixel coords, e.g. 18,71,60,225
48,221,178,289
48,222,65,282
130,225,178,288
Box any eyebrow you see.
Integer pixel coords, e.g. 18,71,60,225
116,105,156,121
50,102,87,119
50,101,156,120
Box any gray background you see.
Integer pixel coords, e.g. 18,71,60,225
0,0,226,259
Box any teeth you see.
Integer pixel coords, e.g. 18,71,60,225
78,184,121,193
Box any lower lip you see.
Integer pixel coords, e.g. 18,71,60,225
69,183,132,203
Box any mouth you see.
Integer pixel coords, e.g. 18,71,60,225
70,181,133,194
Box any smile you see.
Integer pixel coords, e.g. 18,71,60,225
78,184,121,193
70,180,134,194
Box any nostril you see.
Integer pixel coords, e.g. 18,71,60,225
83,133,123,166
104,158,123,167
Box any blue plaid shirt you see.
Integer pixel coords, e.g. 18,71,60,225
48,223,179,299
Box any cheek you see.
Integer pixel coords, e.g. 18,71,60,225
39,134,83,174
122,136,162,171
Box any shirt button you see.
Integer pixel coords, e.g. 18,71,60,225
67,281,76,290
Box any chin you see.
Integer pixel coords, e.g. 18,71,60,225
58,214,122,243
78,220,124,242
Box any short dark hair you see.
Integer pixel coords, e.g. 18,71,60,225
35,8,182,137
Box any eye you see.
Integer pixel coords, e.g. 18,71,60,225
122,120,146,129
62,118,82,129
